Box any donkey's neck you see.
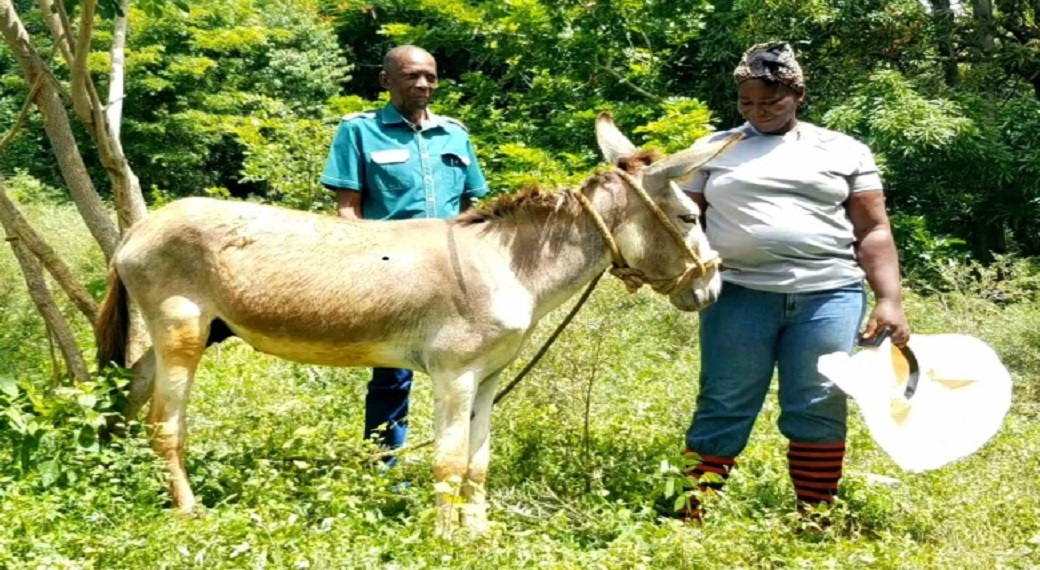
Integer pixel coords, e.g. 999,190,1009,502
475,189,621,323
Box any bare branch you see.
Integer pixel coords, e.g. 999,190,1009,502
1,217,90,384
0,0,120,259
69,0,98,129
0,184,99,323
59,0,145,232
107,1,128,142
35,0,74,63
0,72,43,152
596,64,663,102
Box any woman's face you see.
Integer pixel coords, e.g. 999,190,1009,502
737,79,803,134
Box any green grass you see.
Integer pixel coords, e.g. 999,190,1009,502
2,203,1040,569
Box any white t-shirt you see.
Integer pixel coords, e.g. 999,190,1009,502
681,122,883,293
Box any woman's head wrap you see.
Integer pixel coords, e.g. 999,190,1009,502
733,42,805,91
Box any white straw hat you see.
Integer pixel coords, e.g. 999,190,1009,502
818,334,1012,472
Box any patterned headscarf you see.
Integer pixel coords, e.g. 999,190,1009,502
733,42,805,91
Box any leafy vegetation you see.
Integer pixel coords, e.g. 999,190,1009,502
6,0,1037,261
2,0,1040,567
1,204,1040,568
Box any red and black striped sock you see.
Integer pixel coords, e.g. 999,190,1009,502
787,440,845,510
682,450,736,521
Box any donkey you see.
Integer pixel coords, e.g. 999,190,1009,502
95,113,734,535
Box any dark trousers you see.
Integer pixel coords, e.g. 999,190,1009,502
364,367,413,465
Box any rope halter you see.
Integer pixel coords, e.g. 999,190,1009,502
573,174,717,295
573,134,744,295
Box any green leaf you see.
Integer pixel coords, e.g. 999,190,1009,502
77,394,98,410
5,408,27,432
77,426,98,452
39,460,61,488
673,494,688,513
0,376,17,398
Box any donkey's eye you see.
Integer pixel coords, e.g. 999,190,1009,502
678,213,699,224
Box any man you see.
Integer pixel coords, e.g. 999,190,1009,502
320,45,489,464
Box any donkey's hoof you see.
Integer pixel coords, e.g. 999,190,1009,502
434,503,460,540
458,503,489,535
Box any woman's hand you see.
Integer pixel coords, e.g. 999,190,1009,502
860,298,910,346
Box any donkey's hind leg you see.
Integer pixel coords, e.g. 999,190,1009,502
125,347,156,422
147,297,208,515
102,347,157,440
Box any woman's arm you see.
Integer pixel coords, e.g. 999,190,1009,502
846,190,910,345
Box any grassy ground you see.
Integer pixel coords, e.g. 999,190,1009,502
2,204,1039,569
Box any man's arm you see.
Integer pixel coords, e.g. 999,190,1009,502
335,188,363,220
320,118,367,219
460,138,489,210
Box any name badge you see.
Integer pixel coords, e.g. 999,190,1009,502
371,149,411,164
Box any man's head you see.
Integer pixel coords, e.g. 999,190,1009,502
380,46,438,121
733,42,805,134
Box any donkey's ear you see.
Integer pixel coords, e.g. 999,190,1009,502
641,134,743,191
595,112,637,166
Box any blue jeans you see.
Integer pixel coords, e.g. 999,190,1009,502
685,282,865,458
365,367,412,465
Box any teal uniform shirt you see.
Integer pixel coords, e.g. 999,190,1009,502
320,103,489,221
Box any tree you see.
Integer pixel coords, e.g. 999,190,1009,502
0,0,149,381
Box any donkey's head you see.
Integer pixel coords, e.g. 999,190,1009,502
594,113,726,311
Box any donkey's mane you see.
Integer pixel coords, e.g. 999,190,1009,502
455,184,578,225
454,149,662,226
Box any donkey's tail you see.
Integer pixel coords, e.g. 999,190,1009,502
95,264,129,369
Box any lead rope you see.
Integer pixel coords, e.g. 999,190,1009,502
369,270,607,461
368,137,741,461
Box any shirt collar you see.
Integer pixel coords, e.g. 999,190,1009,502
379,103,443,131
740,121,803,141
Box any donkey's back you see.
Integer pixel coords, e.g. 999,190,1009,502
111,197,506,369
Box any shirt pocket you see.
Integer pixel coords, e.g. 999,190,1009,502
437,150,471,192
367,148,415,192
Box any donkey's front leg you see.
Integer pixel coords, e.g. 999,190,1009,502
459,372,501,534
430,369,477,538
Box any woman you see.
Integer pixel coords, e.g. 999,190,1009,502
679,42,909,518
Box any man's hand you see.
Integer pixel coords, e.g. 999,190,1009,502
336,189,363,220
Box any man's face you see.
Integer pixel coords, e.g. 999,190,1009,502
380,50,438,118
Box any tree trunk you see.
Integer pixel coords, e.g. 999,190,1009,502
0,0,120,260
2,230,89,384
972,0,996,53
107,2,127,142
930,0,960,87
37,0,148,233
0,184,98,323
34,0,73,64
3,0,150,367
99,0,148,363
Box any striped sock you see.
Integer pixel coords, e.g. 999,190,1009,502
787,440,845,509
682,450,736,521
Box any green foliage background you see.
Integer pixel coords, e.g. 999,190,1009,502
5,0,1039,262
1,203,1039,568
2,0,1040,567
